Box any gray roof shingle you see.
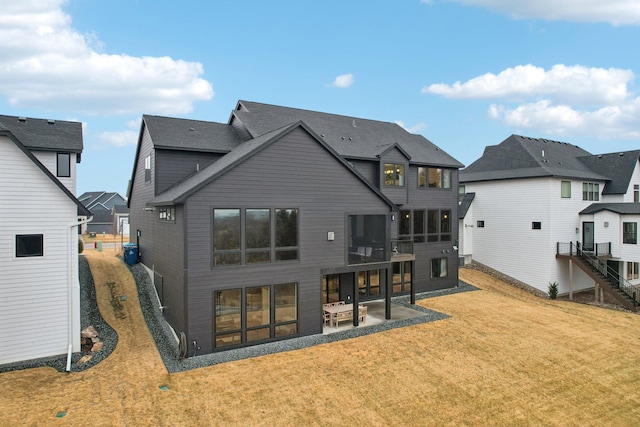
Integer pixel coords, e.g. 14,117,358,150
231,100,463,167
460,135,609,183
0,114,83,152
580,203,640,215
143,114,241,152
578,150,640,195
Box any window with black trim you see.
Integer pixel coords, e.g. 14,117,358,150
246,209,270,263
532,222,542,230
16,234,43,257
623,222,637,244
627,262,639,280
418,167,451,189
144,155,151,182
635,185,639,203
399,209,425,243
427,209,451,242
477,220,485,228
275,209,298,261
57,153,71,177
384,163,405,187
213,209,241,266
214,283,298,349
431,257,448,278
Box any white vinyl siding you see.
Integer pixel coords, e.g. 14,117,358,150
0,136,80,364
32,150,76,194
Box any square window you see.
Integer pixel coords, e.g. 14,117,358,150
16,234,44,257
477,220,485,228
532,222,542,230
384,163,405,187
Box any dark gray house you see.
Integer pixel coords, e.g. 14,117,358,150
78,191,127,234
128,100,463,355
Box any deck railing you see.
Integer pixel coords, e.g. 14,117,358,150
391,239,413,256
556,241,611,257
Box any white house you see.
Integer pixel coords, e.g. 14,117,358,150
0,115,90,366
459,134,640,309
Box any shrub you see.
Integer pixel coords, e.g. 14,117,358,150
78,238,84,254
548,282,559,299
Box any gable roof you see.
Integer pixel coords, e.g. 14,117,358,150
0,126,90,216
230,100,463,167
143,114,241,152
0,114,83,153
147,121,397,210
577,150,640,195
580,203,640,215
79,191,127,211
460,134,609,183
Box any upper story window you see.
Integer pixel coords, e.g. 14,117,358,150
427,209,451,242
16,234,44,257
418,167,451,189
634,185,639,203
561,181,571,198
384,163,405,187
56,153,71,177
582,182,600,201
144,155,151,182
213,208,297,267
458,185,466,203
399,209,425,243
623,222,637,244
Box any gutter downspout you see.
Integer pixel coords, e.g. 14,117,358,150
66,215,93,372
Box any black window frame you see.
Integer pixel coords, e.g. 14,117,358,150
159,207,175,222
623,222,637,244
16,234,44,257
144,155,151,183
427,209,451,242
56,152,71,177
431,257,448,278
532,222,542,230
383,163,405,187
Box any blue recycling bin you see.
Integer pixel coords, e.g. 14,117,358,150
123,243,138,265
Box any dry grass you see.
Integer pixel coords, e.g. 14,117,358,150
81,233,129,244
1,249,640,426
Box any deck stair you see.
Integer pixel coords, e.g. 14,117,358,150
568,252,639,312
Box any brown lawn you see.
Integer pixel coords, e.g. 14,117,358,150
1,249,639,426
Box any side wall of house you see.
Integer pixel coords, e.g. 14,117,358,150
128,126,187,335
155,150,223,194
184,127,392,352
32,150,77,194
0,136,79,364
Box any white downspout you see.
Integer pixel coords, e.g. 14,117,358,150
66,216,93,372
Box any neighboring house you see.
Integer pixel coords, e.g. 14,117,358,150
78,191,127,234
112,204,130,236
459,134,640,309
0,115,90,366
128,100,463,355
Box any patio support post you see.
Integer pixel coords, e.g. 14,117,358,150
385,267,392,320
569,259,573,300
410,261,416,305
352,272,359,327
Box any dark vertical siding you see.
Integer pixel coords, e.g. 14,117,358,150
184,127,392,352
156,150,222,194
128,126,186,335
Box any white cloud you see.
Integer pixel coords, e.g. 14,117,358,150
95,118,141,149
0,1,214,116
423,64,633,106
395,120,428,133
425,64,640,140
329,73,354,88
447,0,640,25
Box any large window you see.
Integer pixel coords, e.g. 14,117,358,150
213,208,297,267
213,209,241,266
582,182,600,201
431,257,448,278
214,283,297,349
392,261,412,293
348,214,386,264
358,269,381,297
561,181,571,198
623,222,637,244
246,209,270,263
427,209,451,242
275,209,298,261
56,153,71,177
384,163,405,187
399,209,425,243
418,167,451,189
16,234,44,257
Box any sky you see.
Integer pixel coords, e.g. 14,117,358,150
2,0,640,197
